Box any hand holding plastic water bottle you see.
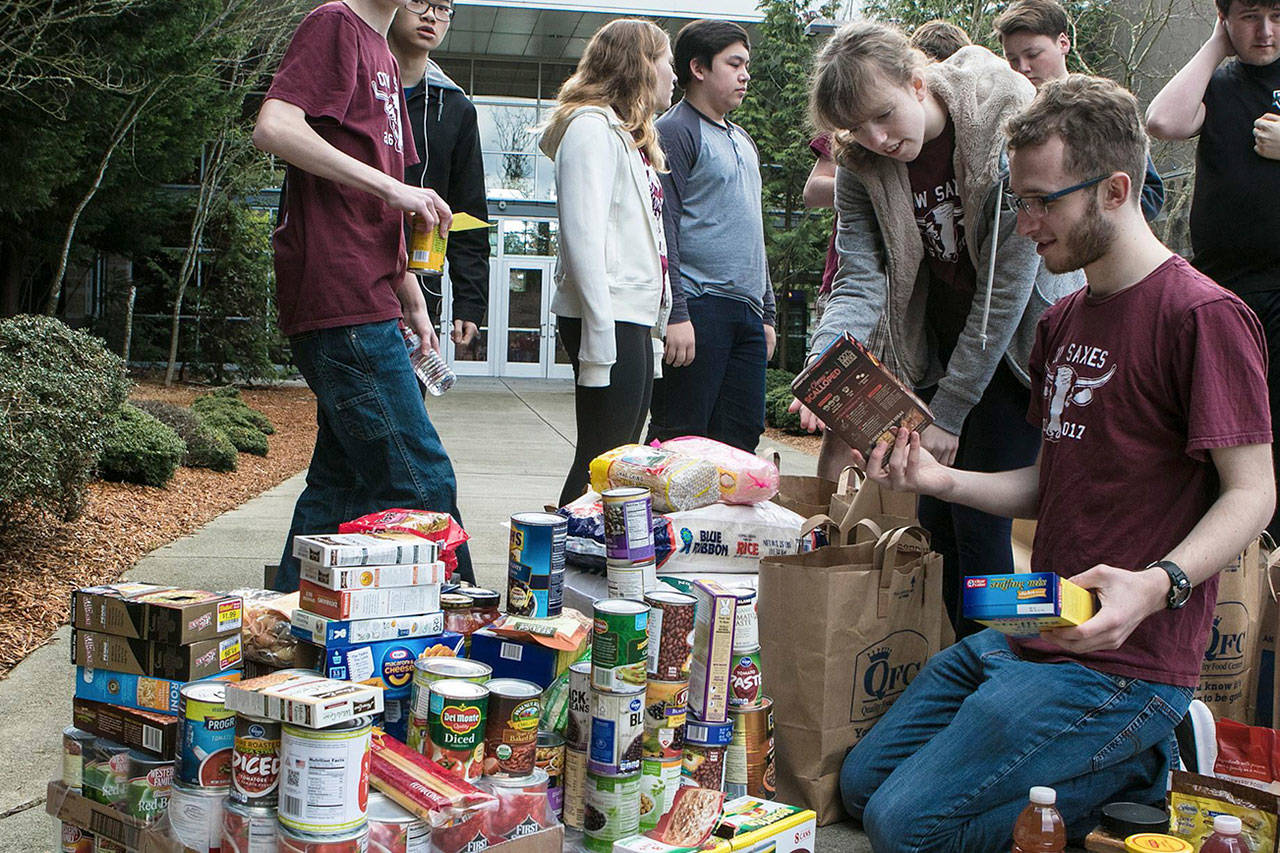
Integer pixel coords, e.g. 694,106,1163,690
401,323,456,396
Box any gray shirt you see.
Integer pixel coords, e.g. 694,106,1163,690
655,99,775,326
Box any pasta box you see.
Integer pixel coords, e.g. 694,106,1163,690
317,632,464,698
962,572,1096,636
71,583,242,644
71,628,242,680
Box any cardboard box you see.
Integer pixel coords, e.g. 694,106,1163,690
72,698,179,759
47,781,177,853
291,609,446,646
300,559,446,590
689,579,738,723
469,629,583,690
318,632,465,698
613,795,817,852
292,532,438,567
72,584,242,644
74,667,240,716
962,572,1096,636
225,671,384,727
71,628,241,680
299,580,441,620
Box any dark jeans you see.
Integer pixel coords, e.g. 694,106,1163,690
556,318,655,508
646,294,767,452
1240,289,1280,541
275,319,473,591
918,360,1041,636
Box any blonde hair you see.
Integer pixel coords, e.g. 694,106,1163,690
810,21,927,166
548,19,669,171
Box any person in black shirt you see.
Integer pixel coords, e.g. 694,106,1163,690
1148,0,1280,538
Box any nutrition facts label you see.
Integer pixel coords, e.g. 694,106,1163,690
279,726,369,832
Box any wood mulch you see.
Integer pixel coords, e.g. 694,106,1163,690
763,427,821,457
0,379,318,679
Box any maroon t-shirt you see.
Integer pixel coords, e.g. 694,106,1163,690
1017,255,1270,687
809,134,839,297
907,119,976,358
266,2,419,337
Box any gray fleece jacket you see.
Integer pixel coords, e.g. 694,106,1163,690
810,46,1085,435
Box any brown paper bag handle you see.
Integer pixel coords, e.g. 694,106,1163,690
800,512,858,547
1266,540,1280,602
875,525,932,587
852,518,884,544
837,465,865,494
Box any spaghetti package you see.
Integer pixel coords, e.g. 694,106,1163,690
339,508,469,577
589,445,719,513
657,437,779,505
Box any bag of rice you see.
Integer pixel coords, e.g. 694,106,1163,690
589,444,719,512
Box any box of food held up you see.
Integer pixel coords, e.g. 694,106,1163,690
962,572,1095,636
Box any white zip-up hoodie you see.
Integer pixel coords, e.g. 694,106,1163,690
539,105,672,387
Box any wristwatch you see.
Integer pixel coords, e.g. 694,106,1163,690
1147,559,1192,610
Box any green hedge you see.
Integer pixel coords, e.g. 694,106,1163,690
765,367,796,395
191,394,271,456
131,399,238,473
97,403,187,487
765,385,804,433
0,316,130,522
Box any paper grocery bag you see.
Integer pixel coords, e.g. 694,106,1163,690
772,451,840,518
759,525,949,825
1197,538,1269,723
828,467,918,530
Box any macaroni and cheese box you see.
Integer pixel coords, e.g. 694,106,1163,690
317,632,464,699
962,572,1095,636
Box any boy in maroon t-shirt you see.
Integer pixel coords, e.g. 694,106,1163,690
840,76,1273,852
254,0,475,590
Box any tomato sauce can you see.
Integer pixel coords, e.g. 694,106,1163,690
588,683,645,775
482,678,542,777
168,779,226,853
279,716,372,836
591,599,649,691
507,512,567,618
179,682,235,788
278,824,370,853
535,730,566,816
367,790,429,853
426,679,488,781
222,800,278,853
230,713,281,807
602,487,655,563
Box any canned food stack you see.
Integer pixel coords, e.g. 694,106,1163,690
724,585,777,800
602,488,660,600
639,588,696,833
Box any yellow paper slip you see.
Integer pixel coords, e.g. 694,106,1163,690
448,212,493,232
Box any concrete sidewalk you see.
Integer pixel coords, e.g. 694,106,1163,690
0,377,868,851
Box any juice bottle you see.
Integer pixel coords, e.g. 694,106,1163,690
1012,786,1066,853
1200,815,1251,853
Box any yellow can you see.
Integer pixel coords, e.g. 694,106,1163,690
408,216,448,273
1124,833,1194,852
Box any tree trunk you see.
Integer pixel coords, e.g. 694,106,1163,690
122,284,137,361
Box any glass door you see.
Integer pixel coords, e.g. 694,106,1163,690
499,261,549,377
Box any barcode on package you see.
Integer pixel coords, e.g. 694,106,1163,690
143,725,162,753
500,642,522,662
283,794,302,816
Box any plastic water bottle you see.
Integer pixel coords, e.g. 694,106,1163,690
1012,786,1066,853
401,324,456,396
1201,816,1251,853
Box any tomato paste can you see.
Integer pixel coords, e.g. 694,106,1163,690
638,754,682,831
602,487,655,563
644,679,689,729
85,739,130,807
279,716,372,836
562,746,589,830
726,697,775,799
482,678,542,777
123,750,173,823
588,682,645,774
407,216,447,274
729,586,759,650
591,599,649,691
168,778,226,853
681,717,734,791
644,590,696,681
583,767,641,852
535,730,566,816
230,713,281,807
606,559,657,601
728,646,764,709
367,790,429,853
426,679,488,781
179,682,235,788
411,657,490,719
565,661,592,751
62,727,94,792
507,512,567,618
484,768,553,842
278,824,370,853
222,800,278,853
60,822,93,853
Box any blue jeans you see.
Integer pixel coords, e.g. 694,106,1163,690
274,320,473,591
841,630,1191,853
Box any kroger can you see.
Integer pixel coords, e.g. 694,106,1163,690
591,599,649,691
563,746,589,830
168,779,226,853
535,731,566,816
482,678,542,777
123,750,173,823
426,679,488,781
230,713,281,807
179,682,234,788
729,586,759,650
588,683,645,775
726,698,775,799
644,590,696,681
411,657,490,718
602,488,655,563
606,560,657,601
279,824,370,853
222,800,278,853
62,727,94,791
565,661,592,751
583,768,641,853
279,716,372,836
60,822,93,853
681,717,734,791
507,512,567,618
638,755,682,831
85,739,130,807
728,646,764,709
641,722,686,761
367,790,429,853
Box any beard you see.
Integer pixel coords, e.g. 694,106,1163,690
1043,194,1116,274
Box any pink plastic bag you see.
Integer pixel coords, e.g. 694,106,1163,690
656,436,780,505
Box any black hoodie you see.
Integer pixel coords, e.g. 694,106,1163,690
404,63,490,327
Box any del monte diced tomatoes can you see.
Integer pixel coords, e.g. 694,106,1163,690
427,679,488,780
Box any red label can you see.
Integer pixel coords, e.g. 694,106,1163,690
230,714,281,808
728,647,764,709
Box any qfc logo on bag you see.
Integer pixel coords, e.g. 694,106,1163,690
1203,603,1247,665
851,630,928,722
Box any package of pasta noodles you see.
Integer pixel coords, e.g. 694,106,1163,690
589,444,720,513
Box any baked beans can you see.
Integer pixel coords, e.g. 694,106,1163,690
643,679,689,729
279,716,372,836
562,746,589,830
588,683,645,774
535,730,566,816
278,824,370,853
179,682,235,788
644,590,696,681
681,717,733,791
367,790,429,853
606,559,657,601
583,768,640,853
168,779,226,853
638,755,682,831
506,512,567,618
729,586,759,650
84,738,130,807
482,678,541,777
565,661,592,751
407,216,447,274
602,488,655,563
62,727,94,791
60,821,93,853
222,800,278,853
230,713,281,807
641,722,685,761
426,679,488,780
728,646,764,709
591,599,649,691
411,657,490,719
726,697,775,799
123,749,173,823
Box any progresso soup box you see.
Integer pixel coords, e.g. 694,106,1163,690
317,632,464,698
962,572,1096,636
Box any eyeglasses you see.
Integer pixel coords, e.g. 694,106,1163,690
404,1,454,20
1005,174,1109,217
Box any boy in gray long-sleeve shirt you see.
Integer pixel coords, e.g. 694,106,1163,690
647,19,776,453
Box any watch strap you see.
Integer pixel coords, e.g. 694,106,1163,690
1148,559,1192,610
